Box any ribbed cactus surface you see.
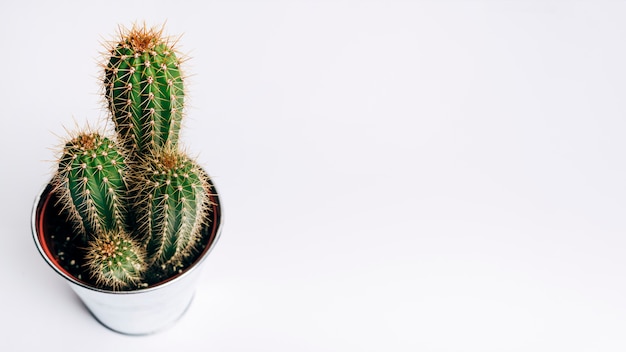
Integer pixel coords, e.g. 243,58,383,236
133,146,210,266
104,25,184,155
85,230,145,290
54,132,127,243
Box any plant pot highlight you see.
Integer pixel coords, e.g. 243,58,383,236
31,182,223,335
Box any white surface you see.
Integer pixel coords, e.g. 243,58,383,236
1,0,626,350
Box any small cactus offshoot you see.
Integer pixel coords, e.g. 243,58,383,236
85,230,146,290
103,24,185,156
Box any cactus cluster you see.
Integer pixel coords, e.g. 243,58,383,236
51,24,212,290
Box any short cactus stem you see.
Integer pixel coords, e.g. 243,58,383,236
85,229,146,290
53,131,127,243
133,145,211,267
104,24,184,155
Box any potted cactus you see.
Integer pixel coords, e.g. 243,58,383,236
31,24,223,335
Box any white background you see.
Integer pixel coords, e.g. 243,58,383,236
1,0,626,350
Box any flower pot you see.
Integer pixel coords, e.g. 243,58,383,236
31,181,223,335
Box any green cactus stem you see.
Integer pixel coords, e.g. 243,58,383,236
103,24,185,155
133,145,211,267
85,229,146,290
53,131,127,243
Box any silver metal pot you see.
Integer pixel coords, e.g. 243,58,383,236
31,183,223,335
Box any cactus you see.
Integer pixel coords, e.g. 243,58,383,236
103,24,185,155
133,145,211,267
53,131,127,244
46,24,216,291
85,229,146,290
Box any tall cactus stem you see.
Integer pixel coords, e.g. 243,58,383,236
103,24,185,155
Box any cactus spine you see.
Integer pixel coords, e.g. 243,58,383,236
104,25,184,155
54,131,127,243
134,145,211,267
